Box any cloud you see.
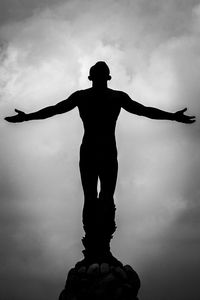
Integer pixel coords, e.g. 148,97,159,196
0,0,199,299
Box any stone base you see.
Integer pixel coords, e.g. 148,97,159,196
59,262,140,300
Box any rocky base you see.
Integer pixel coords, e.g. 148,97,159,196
59,262,140,300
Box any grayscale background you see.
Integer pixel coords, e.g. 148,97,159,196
0,0,199,299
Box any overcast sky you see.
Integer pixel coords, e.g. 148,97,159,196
0,0,200,299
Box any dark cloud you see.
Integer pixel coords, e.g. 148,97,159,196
0,0,67,25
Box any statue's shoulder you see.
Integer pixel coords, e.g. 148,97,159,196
108,88,126,96
75,89,92,108
76,88,92,97
108,89,128,102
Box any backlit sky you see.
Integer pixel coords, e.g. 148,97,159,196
0,0,200,299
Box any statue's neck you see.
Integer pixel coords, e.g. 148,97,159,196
92,82,108,90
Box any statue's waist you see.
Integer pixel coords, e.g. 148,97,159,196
81,134,117,155
83,131,115,141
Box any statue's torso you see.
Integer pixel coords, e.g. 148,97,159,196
77,88,121,150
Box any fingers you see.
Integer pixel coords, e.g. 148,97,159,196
188,116,196,122
184,118,196,124
177,108,196,123
176,107,187,115
180,107,187,113
15,109,22,113
15,109,25,114
4,115,23,123
4,117,15,123
186,115,196,123
177,112,196,124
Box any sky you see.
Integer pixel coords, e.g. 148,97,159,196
0,0,200,299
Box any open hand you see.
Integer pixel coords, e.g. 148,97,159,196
4,109,28,123
174,108,196,124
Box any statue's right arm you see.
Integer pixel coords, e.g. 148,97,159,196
120,92,195,123
5,91,79,123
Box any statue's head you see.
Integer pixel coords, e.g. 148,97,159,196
88,61,111,82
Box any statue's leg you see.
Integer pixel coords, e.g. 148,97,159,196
81,153,120,266
99,151,118,206
98,155,118,204
98,154,118,239
79,146,98,230
78,147,103,264
77,145,122,266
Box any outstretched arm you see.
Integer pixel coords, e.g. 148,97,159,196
5,91,79,123
121,92,196,124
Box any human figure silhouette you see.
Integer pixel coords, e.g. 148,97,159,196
5,61,196,248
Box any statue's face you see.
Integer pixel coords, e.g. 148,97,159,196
89,72,111,83
88,62,111,82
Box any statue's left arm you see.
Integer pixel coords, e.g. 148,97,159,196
5,91,80,123
120,92,196,124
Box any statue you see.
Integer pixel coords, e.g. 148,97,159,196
5,61,196,299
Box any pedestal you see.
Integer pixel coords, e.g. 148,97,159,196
59,200,141,299
59,262,140,300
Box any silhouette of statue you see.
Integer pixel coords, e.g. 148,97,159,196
5,62,195,258
5,61,196,299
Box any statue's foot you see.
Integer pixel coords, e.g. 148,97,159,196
106,251,123,267
75,250,123,269
75,258,88,269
